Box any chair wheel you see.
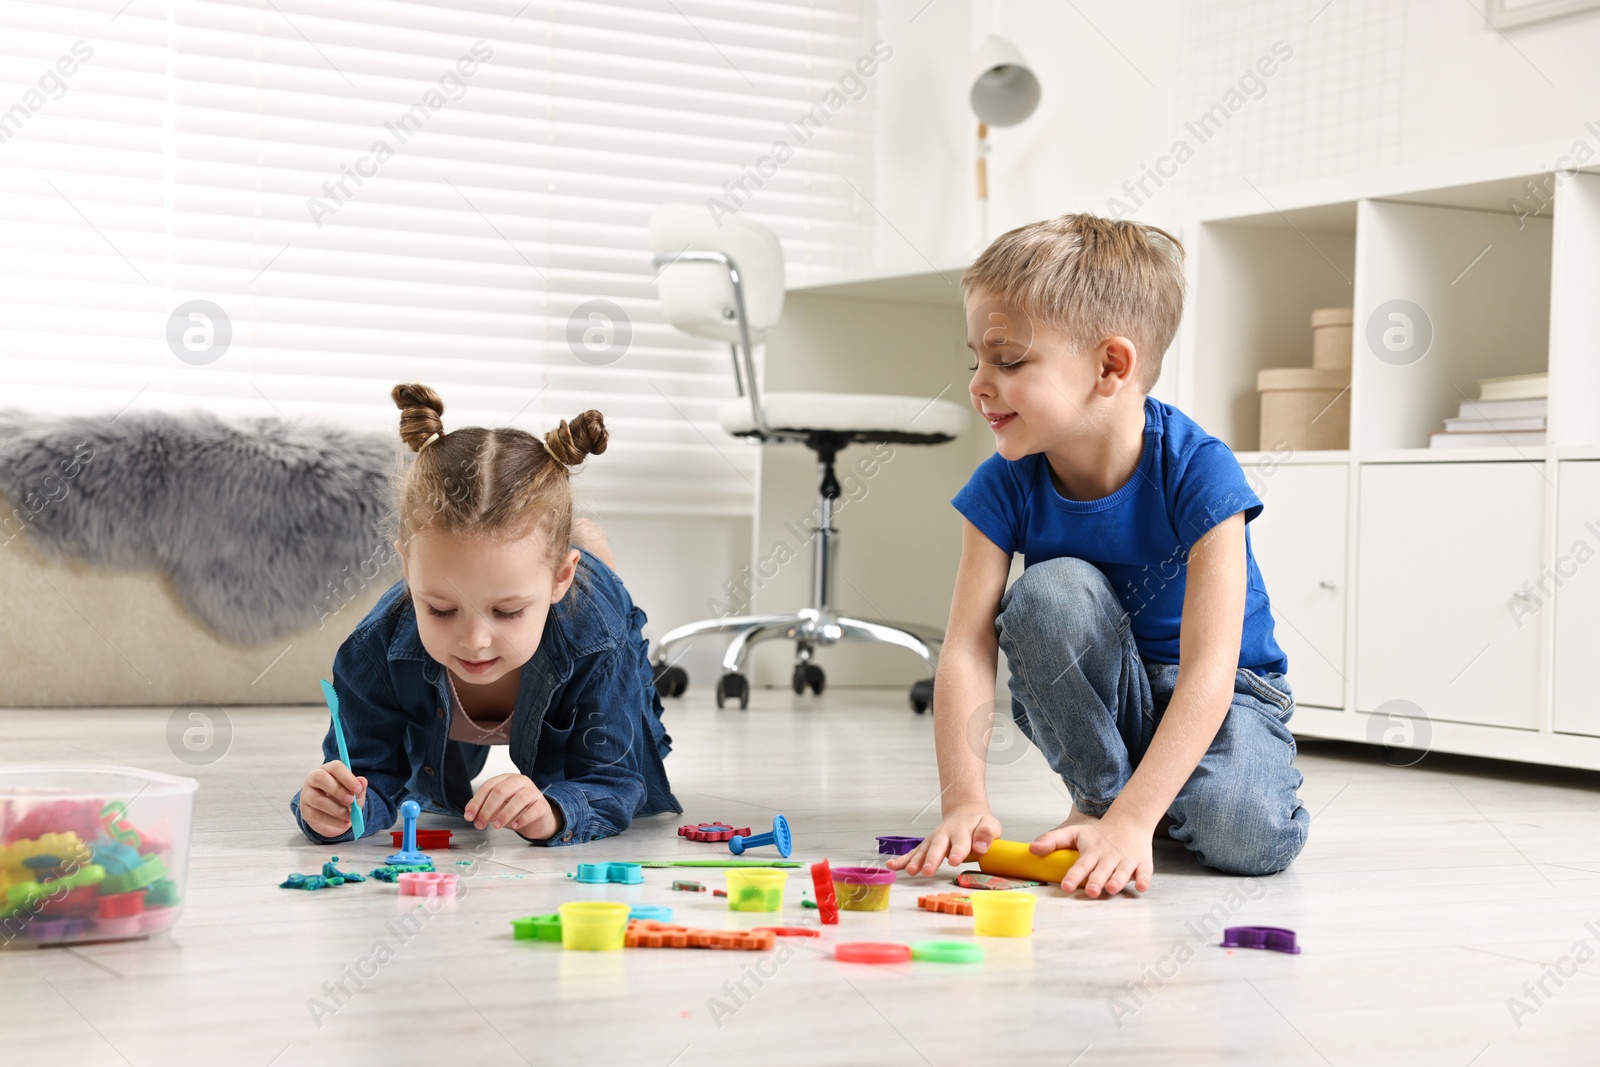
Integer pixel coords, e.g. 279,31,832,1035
791,663,825,696
653,663,689,698
910,678,934,714
715,672,750,710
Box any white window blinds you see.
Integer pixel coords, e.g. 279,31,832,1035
0,0,878,515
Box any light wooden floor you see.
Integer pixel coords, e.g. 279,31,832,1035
3,690,1600,1066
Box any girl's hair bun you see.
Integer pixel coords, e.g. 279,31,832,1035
391,383,445,452
544,410,608,467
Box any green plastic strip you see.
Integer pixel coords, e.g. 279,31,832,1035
636,860,802,868
910,940,985,964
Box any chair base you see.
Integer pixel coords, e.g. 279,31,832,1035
651,432,944,714
651,608,939,713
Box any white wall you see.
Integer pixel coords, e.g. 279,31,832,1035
587,513,752,687
873,0,1600,254
748,290,975,690
873,0,1183,268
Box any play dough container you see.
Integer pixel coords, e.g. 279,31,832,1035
0,765,196,948
558,901,629,950
969,891,1036,937
724,868,787,912
831,866,897,911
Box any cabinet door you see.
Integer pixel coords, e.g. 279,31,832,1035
1247,463,1348,709
1554,462,1600,736
1356,463,1543,729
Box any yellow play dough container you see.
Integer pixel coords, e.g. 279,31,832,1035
969,891,1036,937
725,868,787,912
832,866,897,911
558,901,629,950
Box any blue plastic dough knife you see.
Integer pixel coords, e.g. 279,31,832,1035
319,678,365,839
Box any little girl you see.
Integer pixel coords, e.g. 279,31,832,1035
292,384,681,845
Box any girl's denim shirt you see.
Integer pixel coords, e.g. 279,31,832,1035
291,549,681,846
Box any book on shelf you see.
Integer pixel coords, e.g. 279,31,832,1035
1442,415,1547,433
1455,397,1547,420
1428,429,1545,449
1476,372,1548,401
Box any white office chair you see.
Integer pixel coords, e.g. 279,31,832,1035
646,204,969,712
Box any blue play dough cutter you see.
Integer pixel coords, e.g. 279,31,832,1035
320,678,365,839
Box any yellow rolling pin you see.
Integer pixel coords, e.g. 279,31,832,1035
963,839,1080,882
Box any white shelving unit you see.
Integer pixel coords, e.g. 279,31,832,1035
1181,142,1600,771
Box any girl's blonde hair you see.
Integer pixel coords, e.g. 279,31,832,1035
390,383,606,567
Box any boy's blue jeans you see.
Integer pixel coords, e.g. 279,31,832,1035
997,557,1309,876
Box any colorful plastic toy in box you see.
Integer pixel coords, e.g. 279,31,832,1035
0,765,196,947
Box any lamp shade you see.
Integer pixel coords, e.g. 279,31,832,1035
969,36,1041,127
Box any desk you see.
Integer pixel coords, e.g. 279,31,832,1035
742,264,984,689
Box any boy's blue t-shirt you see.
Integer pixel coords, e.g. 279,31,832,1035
952,396,1288,676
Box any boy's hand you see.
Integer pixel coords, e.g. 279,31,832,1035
887,805,1001,876
1032,810,1153,898
301,760,367,839
465,773,558,839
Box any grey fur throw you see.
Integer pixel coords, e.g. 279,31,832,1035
0,410,402,645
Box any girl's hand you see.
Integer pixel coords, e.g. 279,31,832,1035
887,804,1001,876
465,773,558,839
302,760,367,838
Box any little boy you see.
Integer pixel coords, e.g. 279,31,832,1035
888,214,1307,896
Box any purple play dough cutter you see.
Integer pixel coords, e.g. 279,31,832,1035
1221,925,1301,954
876,835,924,855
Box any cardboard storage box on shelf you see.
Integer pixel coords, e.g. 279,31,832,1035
1257,367,1350,451
1311,306,1352,370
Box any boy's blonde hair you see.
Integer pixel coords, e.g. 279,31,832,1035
961,213,1185,392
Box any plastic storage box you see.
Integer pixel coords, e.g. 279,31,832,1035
0,765,197,948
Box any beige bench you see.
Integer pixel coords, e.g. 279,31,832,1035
0,534,389,707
